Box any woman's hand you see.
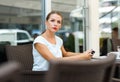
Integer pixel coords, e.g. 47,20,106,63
81,50,93,60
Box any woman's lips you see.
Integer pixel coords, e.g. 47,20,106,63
53,27,57,30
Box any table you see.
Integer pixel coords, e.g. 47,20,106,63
92,54,120,79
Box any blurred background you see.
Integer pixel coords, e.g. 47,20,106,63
0,0,120,56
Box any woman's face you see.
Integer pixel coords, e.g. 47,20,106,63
46,14,62,33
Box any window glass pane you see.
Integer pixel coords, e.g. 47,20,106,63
0,0,41,45
99,0,120,55
51,0,86,52
17,32,29,40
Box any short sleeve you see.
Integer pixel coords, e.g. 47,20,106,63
33,36,47,45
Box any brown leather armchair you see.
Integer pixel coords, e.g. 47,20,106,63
45,54,116,82
0,61,22,82
5,44,47,82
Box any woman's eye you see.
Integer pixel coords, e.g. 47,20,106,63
57,21,61,24
50,19,61,24
50,20,55,22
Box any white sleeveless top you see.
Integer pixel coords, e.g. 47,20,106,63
32,35,63,71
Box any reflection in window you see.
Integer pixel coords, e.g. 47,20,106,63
17,32,29,40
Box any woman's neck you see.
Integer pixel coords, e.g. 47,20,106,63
43,30,55,38
42,30,56,44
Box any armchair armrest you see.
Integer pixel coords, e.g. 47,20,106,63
112,78,120,82
21,70,47,82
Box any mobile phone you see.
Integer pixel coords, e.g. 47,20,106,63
91,50,95,54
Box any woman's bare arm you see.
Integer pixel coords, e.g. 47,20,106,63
35,43,56,61
61,46,92,56
35,43,93,61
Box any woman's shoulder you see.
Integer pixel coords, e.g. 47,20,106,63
35,35,43,40
34,35,46,43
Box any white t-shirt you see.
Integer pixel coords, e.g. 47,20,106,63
32,35,63,71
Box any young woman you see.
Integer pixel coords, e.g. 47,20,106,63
32,11,93,71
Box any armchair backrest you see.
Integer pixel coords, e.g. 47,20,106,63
45,54,116,82
5,44,33,70
5,44,48,82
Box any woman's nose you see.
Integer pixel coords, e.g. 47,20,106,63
54,21,57,26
